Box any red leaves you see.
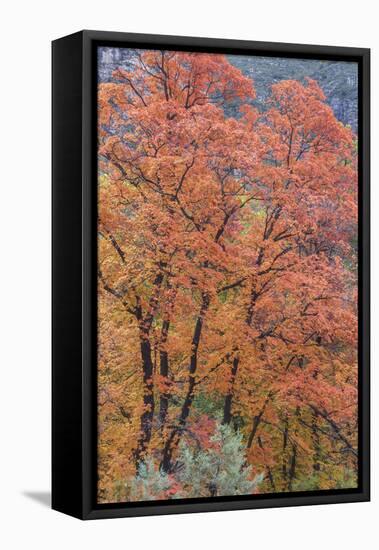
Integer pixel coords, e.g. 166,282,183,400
97,49,358,502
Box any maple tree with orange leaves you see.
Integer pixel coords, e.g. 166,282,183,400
97,49,358,503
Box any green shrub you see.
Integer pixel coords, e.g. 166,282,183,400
125,458,174,501
176,423,264,498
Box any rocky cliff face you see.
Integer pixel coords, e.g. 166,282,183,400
98,47,135,81
228,55,358,132
97,48,358,133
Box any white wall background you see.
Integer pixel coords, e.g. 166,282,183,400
1,0,376,547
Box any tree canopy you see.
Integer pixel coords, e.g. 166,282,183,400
97,49,358,503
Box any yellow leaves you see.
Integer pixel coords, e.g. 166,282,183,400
290,434,313,455
96,48,358,502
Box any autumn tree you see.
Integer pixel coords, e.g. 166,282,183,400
97,50,358,502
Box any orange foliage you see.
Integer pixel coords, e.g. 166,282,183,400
97,50,358,503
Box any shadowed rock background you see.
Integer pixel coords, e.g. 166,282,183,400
98,47,358,133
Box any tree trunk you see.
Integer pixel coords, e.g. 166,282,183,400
281,417,289,485
287,407,300,490
222,278,259,427
288,443,297,491
257,436,276,491
133,265,166,468
311,412,321,473
222,356,239,425
134,329,155,467
247,393,272,448
158,318,170,427
160,292,210,473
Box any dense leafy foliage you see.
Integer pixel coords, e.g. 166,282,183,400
97,49,358,503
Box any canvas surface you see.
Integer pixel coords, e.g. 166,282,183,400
96,47,358,504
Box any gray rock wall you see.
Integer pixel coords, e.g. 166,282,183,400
97,47,358,133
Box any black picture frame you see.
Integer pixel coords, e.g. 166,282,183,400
52,30,370,520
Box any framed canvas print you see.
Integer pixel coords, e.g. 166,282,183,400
52,30,370,519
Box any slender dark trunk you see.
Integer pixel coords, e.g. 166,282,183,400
222,356,239,425
160,292,210,473
158,318,170,427
247,413,262,449
286,407,300,490
288,444,297,491
267,466,276,491
309,404,358,459
133,265,166,468
257,436,276,491
222,276,260,426
247,394,272,448
310,411,321,475
246,287,259,327
134,329,155,467
282,417,289,484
